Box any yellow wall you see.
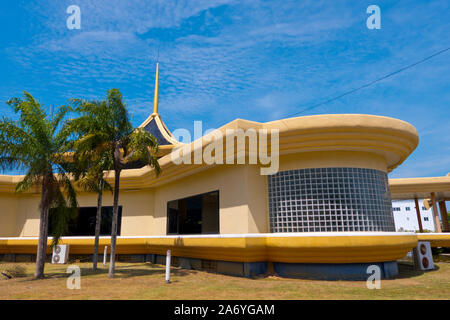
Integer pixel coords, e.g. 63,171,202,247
3,190,155,237
0,233,419,263
279,151,388,173
0,151,391,238
246,165,269,233
16,194,41,236
0,194,18,236
2,164,268,237
153,165,253,235
73,190,155,237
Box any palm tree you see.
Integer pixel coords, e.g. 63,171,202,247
69,89,160,278
68,101,114,271
0,92,77,279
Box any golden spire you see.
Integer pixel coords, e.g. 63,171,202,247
152,63,159,115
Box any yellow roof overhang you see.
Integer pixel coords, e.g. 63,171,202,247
389,174,450,200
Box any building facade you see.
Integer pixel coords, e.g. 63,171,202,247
392,199,435,232
1,66,449,280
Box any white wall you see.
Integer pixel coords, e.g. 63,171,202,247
392,199,435,232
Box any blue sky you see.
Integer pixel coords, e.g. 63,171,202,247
0,0,449,178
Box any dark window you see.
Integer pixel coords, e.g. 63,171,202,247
167,191,219,235
424,217,429,221
49,206,122,236
405,207,411,211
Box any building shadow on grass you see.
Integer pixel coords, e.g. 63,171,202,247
395,261,439,279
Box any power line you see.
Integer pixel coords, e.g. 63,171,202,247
284,47,450,118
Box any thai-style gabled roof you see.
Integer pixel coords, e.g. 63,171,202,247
124,63,180,169
138,63,180,154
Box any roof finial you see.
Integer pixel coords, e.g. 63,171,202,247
153,62,159,115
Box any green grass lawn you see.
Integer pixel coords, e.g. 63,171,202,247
0,260,449,300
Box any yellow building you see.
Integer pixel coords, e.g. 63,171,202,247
1,65,449,279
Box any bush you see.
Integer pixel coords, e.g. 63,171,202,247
0,264,27,279
415,229,432,233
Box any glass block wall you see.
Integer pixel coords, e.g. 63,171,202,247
268,167,395,232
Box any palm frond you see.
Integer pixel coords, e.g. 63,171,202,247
0,117,41,169
127,128,161,175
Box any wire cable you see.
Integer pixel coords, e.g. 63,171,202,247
284,47,450,118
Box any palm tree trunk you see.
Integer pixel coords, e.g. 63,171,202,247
108,169,121,278
35,180,50,279
93,179,103,271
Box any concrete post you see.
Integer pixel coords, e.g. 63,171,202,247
414,197,423,233
431,193,442,233
438,201,449,232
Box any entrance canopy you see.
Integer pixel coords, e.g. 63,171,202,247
389,174,450,233
389,174,450,200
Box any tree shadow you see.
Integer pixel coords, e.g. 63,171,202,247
19,262,194,281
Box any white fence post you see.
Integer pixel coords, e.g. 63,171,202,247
103,246,107,266
165,250,171,283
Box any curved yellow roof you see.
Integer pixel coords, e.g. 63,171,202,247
265,114,418,171
0,114,419,192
